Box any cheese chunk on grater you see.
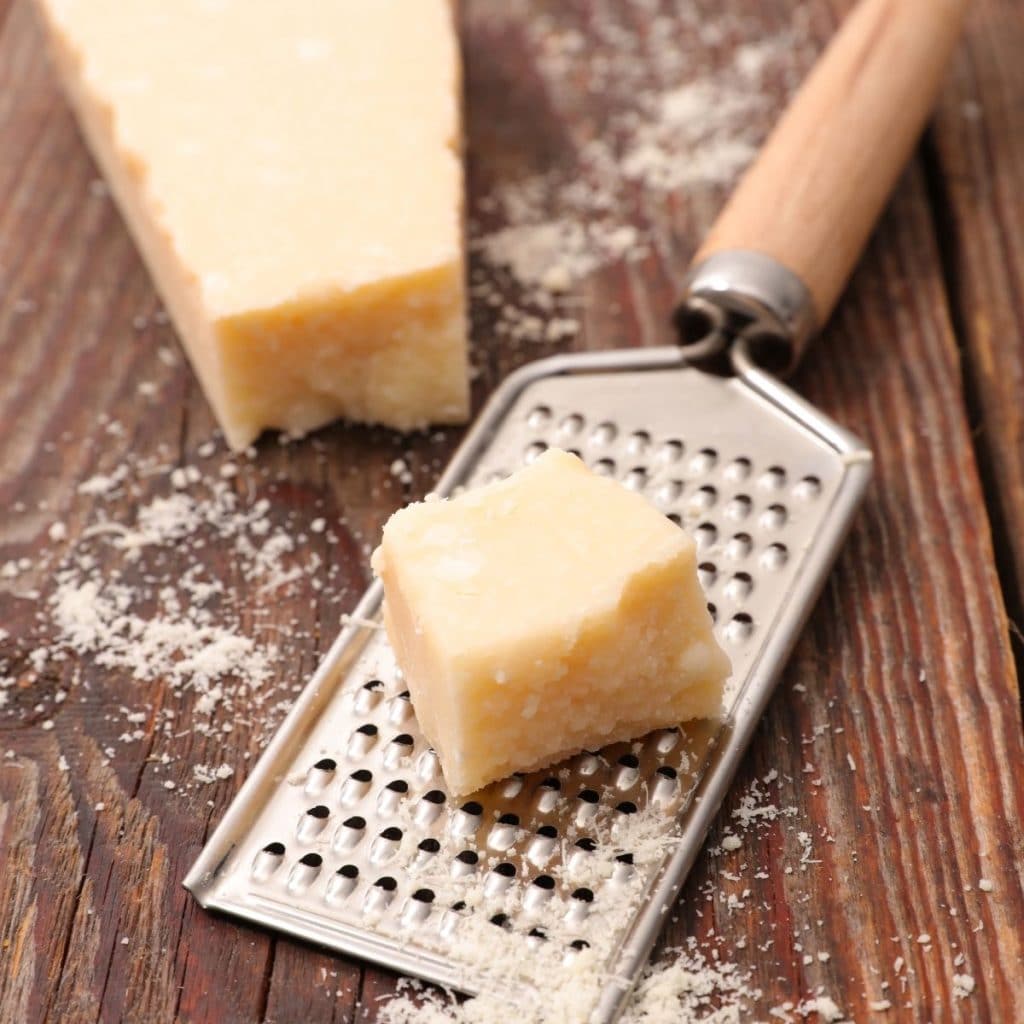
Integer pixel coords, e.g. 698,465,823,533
371,448,731,796
185,1,966,1020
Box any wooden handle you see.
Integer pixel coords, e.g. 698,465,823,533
693,0,968,345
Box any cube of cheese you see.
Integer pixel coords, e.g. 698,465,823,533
37,0,468,449
371,449,730,795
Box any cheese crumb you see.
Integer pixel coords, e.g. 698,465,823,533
978,878,994,892
952,974,975,999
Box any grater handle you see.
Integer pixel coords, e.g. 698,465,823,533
679,0,969,372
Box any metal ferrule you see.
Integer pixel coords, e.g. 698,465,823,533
677,250,818,374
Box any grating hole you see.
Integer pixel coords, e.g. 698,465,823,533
694,522,718,549
656,439,684,464
262,842,285,856
758,466,787,490
559,413,584,435
541,777,560,791
412,888,435,904
623,467,648,491
494,862,517,878
572,888,595,903
724,457,752,481
338,864,359,879
528,927,548,940
398,689,410,699
461,800,483,816
594,458,616,477
386,780,409,794
375,876,398,892
590,421,617,445
343,816,366,830
356,724,378,737
451,901,468,913
760,503,788,529
666,512,682,527
380,827,403,841
566,448,582,458
306,805,330,819
617,853,635,865
299,853,322,868
313,758,337,772
364,680,385,691
418,838,440,854
537,825,558,839
726,533,753,559
708,602,718,623
524,441,548,463
575,837,598,852
697,562,717,588
533,875,556,890
578,789,600,804
490,913,511,929
350,769,372,783
725,494,752,520
727,612,755,642
502,776,525,798
626,430,651,454
616,801,638,815
617,754,639,769
794,475,822,500
657,765,678,779
570,939,591,950
498,813,520,826
391,733,414,746
761,542,789,569
690,485,717,509
527,405,552,429
657,479,683,504
456,850,479,865
423,790,446,805
656,728,680,753
725,572,753,602
689,447,717,474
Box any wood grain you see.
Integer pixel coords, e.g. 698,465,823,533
1,0,1022,1021
927,0,1024,634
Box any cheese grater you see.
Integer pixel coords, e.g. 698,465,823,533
184,2,966,1021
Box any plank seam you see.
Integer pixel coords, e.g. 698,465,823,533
919,125,1024,702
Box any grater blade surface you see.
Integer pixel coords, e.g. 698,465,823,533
185,347,871,1023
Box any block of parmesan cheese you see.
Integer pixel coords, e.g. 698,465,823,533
371,448,730,795
37,0,468,449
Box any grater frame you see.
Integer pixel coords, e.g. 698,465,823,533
184,344,872,1023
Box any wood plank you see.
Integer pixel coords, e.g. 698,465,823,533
927,0,1024,629
0,0,1022,1022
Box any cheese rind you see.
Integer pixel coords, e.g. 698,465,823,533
37,0,468,448
372,449,731,795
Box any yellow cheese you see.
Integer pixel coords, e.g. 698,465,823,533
371,449,730,795
37,0,468,449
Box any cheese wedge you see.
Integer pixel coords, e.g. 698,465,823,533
372,449,731,795
37,0,468,449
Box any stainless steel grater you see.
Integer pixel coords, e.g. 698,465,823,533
185,344,871,1020
185,1,966,1020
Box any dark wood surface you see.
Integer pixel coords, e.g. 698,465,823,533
2,0,1023,1021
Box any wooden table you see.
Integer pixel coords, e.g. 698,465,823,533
2,1,1023,1020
